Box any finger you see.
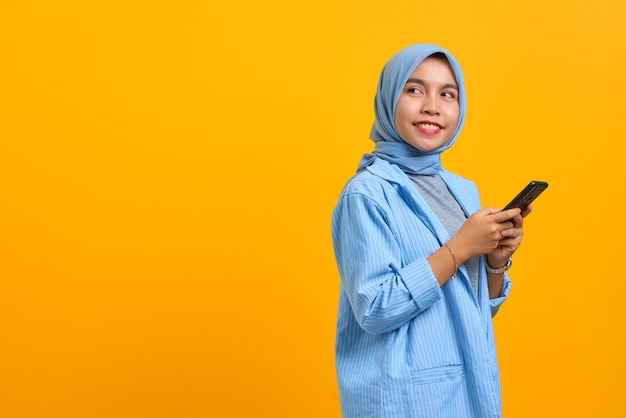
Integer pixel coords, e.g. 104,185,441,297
499,235,522,249
494,208,522,223
521,203,533,218
500,227,522,239
501,220,515,231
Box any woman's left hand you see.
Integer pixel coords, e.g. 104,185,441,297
486,204,532,268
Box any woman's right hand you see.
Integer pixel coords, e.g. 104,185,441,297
449,207,521,263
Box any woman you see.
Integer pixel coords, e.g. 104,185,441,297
331,43,529,417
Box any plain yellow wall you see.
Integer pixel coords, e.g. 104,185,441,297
1,1,625,417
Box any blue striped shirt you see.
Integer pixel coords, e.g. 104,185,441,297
332,158,511,417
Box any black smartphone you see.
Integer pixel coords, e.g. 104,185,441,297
503,181,549,212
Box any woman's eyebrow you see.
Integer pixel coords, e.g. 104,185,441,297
405,78,458,91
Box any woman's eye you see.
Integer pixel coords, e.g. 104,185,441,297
407,87,423,94
442,92,455,98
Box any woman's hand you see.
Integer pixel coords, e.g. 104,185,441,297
486,204,533,268
448,206,523,265
429,205,530,287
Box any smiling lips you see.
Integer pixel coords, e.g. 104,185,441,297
415,122,442,134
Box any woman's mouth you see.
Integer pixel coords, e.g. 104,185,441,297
415,122,442,134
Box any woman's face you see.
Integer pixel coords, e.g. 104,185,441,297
394,56,460,152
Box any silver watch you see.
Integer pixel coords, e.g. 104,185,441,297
485,257,512,274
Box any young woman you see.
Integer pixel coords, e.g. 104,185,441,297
331,44,530,417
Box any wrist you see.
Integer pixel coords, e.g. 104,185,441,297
446,236,470,265
485,253,508,269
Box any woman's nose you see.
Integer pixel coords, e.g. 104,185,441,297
421,97,439,115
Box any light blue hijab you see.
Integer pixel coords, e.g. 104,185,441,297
358,43,466,175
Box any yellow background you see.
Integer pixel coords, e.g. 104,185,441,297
1,1,625,417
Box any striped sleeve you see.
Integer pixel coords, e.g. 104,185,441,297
332,191,442,335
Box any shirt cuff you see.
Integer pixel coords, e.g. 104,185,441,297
490,273,512,316
393,258,442,312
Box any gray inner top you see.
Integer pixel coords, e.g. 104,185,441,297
407,173,480,297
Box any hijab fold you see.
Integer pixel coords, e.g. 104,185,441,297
358,43,467,175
